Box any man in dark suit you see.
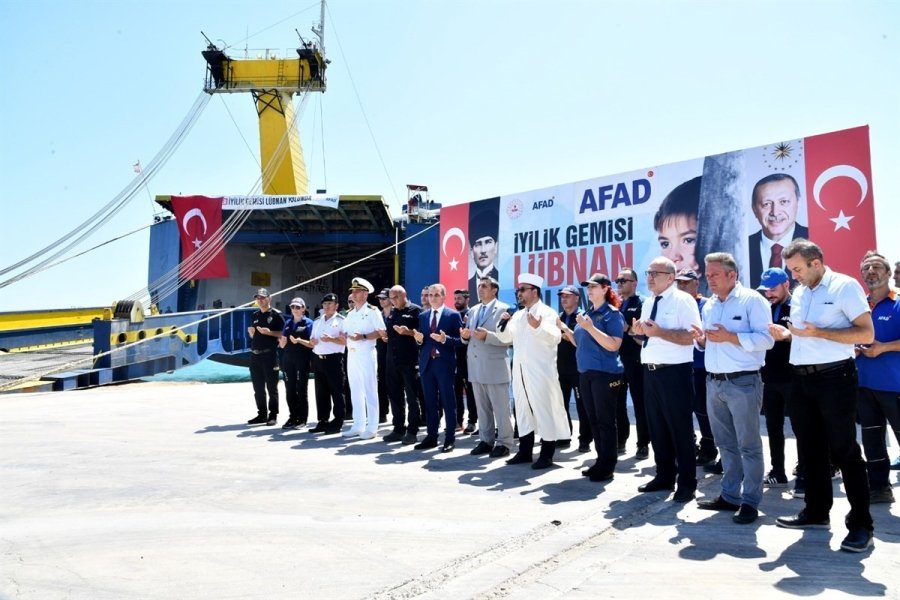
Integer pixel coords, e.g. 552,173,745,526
414,283,463,452
748,173,808,288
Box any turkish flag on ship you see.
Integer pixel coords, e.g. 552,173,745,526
170,195,230,280
439,203,469,308
803,126,876,283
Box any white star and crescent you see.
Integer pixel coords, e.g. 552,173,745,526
812,164,868,232
441,227,466,270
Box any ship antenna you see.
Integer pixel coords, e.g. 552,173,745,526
312,0,325,52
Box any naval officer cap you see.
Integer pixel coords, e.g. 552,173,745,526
517,272,544,289
349,277,374,293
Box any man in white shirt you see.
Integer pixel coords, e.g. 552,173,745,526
773,239,875,553
632,257,701,502
340,277,386,440
692,253,774,524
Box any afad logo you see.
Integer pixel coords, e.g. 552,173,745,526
578,173,652,214
531,195,555,210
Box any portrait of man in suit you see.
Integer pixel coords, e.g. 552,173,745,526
468,199,500,299
748,173,808,288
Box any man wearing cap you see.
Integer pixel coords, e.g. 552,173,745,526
247,288,286,426
616,268,650,460
631,257,701,502
461,276,513,457
376,288,393,424
383,285,424,445
495,273,571,469
773,239,875,553
757,267,802,494
279,297,314,430
557,285,587,451
691,253,773,525
414,284,463,452
308,293,346,434
675,268,718,469
856,251,900,505
340,277,387,440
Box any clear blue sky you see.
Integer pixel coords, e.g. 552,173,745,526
1,0,897,311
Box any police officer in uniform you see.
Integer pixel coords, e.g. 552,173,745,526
308,293,346,434
246,288,285,426
279,297,314,429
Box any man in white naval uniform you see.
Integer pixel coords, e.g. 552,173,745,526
340,277,386,439
460,276,513,458
495,272,571,469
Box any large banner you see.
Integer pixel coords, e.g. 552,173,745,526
440,126,876,304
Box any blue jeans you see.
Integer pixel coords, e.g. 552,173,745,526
707,373,764,508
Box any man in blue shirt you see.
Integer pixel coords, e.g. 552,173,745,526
692,253,773,524
856,251,900,504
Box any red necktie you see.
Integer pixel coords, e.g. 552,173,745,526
769,243,783,269
430,311,438,358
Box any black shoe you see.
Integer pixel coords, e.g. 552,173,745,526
589,470,614,483
470,441,492,455
247,414,267,425
532,456,554,469
532,441,556,469
441,441,455,453
506,451,533,465
696,449,718,466
673,487,696,503
577,442,591,453
840,528,874,552
776,512,830,530
464,423,476,435
282,418,299,430
763,471,789,487
697,495,741,511
638,479,674,493
401,432,418,445
266,415,277,426
703,459,723,475
617,442,626,455
581,463,602,477
733,504,758,524
489,445,510,458
635,446,649,460
869,486,895,504
308,421,328,434
556,439,571,449
414,437,438,450
383,430,404,443
323,422,343,435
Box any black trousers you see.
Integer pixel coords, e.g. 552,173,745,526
377,343,390,421
455,374,477,426
621,359,649,448
762,379,799,476
387,362,422,434
282,352,310,423
312,353,345,425
692,367,715,453
792,360,872,530
250,350,279,416
560,371,590,445
644,363,697,491
581,370,623,473
857,386,900,490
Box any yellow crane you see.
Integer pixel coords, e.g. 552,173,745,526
201,3,328,195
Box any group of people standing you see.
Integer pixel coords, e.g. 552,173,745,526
244,238,899,555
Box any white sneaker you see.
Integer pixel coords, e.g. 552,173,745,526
359,431,376,440
342,429,362,438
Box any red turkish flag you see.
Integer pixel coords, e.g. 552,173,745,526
171,195,230,280
439,203,469,308
803,126,876,283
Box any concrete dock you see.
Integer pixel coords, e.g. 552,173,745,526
2,381,898,599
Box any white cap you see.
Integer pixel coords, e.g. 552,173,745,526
289,297,306,308
518,272,544,288
349,277,375,293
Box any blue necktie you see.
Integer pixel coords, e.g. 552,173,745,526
642,296,662,348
